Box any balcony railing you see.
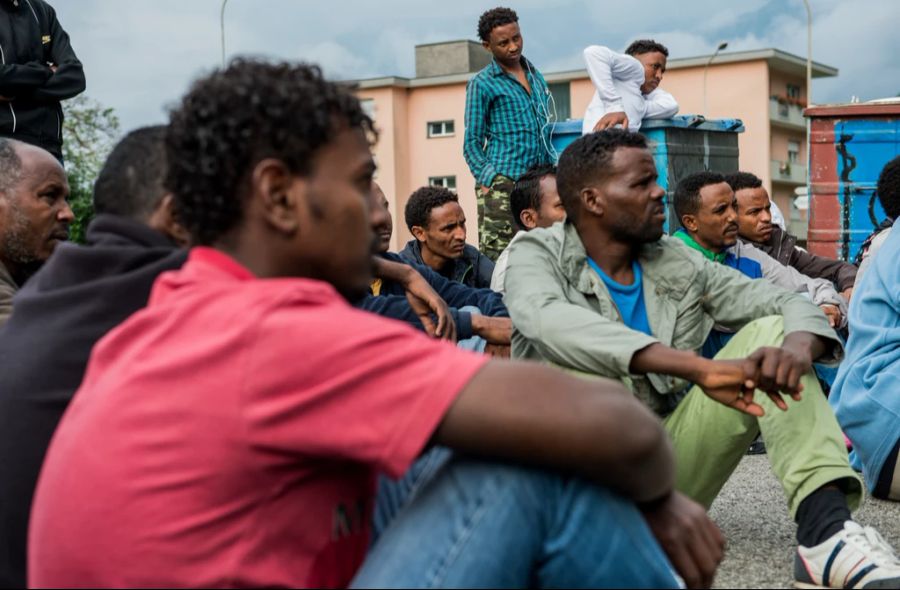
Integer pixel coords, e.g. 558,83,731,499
771,159,807,185
769,97,806,130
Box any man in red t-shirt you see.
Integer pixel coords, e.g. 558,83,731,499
29,60,727,589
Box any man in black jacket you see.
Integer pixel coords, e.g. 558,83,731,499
0,0,85,160
0,125,186,588
728,171,856,298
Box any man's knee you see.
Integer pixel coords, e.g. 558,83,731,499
736,315,785,347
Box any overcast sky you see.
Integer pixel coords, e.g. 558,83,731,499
53,0,898,133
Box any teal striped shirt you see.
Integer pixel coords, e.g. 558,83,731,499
463,57,556,187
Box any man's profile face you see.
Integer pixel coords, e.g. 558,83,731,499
687,182,739,252
294,126,376,300
414,201,466,262
0,144,72,275
634,51,667,94
596,147,666,244
483,22,523,66
734,186,773,243
534,175,566,229
369,182,393,254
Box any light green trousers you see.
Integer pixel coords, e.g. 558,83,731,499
663,316,861,517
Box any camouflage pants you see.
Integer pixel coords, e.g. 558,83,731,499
476,175,516,261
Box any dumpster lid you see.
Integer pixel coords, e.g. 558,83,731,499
552,115,744,134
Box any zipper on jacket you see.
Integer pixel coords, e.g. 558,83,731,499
0,43,14,133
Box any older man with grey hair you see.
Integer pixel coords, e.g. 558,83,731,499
0,138,72,325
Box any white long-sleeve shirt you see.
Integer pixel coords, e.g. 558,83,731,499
581,45,678,135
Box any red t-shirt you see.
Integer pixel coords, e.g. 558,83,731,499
29,248,487,588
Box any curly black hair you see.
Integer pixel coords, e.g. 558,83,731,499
477,7,518,42
674,171,727,224
556,129,648,222
625,39,669,57
511,164,557,230
404,185,459,231
165,58,376,246
94,126,168,222
724,171,763,193
877,155,900,219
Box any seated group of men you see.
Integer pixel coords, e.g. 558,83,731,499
1,58,900,590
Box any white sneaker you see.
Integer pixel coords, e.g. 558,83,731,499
795,521,900,588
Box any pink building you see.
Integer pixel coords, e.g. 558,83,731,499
353,41,837,249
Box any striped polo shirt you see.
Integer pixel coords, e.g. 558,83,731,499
463,57,556,187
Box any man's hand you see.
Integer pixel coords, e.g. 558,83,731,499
641,492,725,589
694,358,770,417
0,95,12,102
471,315,512,345
820,304,842,328
593,111,629,132
404,271,456,341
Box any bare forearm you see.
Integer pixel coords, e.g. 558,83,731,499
629,342,708,383
371,256,413,285
434,362,675,503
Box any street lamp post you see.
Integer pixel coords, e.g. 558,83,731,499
802,0,812,105
703,41,728,118
221,0,230,67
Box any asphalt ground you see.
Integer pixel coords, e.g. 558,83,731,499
709,455,900,588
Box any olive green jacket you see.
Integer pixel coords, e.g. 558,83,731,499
0,261,17,327
503,222,841,415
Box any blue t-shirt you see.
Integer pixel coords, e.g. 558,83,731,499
587,258,653,336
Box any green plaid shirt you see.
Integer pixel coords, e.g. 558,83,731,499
463,57,556,187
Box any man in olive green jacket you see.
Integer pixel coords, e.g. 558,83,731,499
503,129,900,590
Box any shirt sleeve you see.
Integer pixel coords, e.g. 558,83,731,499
463,78,498,187
27,6,85,102
643,88,679,119
582,45,644,113
241,299,488,478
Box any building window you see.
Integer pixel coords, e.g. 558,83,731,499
547,82,571,122
428,175,457,191
360,98,376,121
788,139,801,164
427,120,455,138
786,84,801,100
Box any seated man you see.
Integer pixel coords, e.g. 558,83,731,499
0,126,189,588
399,186,495,289
0,139,72,325
728,171,856,299
581,39,678,134
504,128,900,589
358,182,511,352
674,171,847,330
491,164,566,294
855,155,900,282
831,211,900,503
28,59,714,589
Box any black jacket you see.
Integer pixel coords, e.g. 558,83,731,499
741,225,857,292
0,0,85,158
0,215,185,588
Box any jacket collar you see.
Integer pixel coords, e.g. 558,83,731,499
489,56,534,77
401,239,473,283
0,260,16,290
672,229,727,263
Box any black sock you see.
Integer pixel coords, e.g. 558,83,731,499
795,487,852,547
873,438,900,500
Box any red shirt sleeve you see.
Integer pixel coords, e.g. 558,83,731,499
240,295,488,478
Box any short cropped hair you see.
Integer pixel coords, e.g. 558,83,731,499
625,39,669,57
165,59,375,246
404,186,458,231
0,139,23,194
556,129,648,222
93,126,169,221
877,156,900,219
674,171,727,223
477,7,518,42
511,164,556,230
724,171,763,194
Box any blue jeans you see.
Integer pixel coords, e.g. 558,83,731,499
355,457,681,588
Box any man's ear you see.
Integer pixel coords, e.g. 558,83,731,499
482,40,491,52
251,158,300,236
681,213,699,233
148,194,190,247
410,225,427,243
520,208,538,230
581,187,604,217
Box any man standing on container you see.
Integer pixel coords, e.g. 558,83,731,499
464,6,555,261
0,0,85,162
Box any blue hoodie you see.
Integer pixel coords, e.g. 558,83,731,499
830,225,900,489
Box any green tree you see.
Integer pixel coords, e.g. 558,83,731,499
62,95,120,243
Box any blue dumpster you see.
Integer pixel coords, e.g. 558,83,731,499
551,116,745,232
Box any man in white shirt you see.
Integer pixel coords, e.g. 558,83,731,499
582,39,678,135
